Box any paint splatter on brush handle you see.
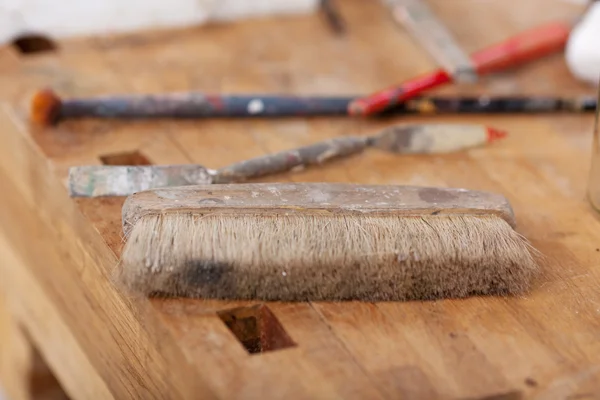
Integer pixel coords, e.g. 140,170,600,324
401,97,598,114
213,124,500,183
66,124,507,197
213,136,369,183
32,88,596,126
369,124,504,154
58,95,599,118
59,94,352,119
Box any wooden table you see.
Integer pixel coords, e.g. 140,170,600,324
1,1,599,399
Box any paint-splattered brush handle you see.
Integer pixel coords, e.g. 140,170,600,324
213,123,505,183
67,137,371,196
30,89,352,125
213,136,369,183
31,89,597,125
369,124,506,154
400,96,597,114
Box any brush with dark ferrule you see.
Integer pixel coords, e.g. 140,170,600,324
31,89,598,126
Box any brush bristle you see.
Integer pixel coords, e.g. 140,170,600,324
30,89,62,126
118,213,539,301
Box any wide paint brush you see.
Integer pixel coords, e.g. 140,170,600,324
118,182,540,301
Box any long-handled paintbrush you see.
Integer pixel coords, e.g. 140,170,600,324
68,123,505,197
118,182,539,301
30,89,597,126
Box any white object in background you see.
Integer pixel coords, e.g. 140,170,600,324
560,0,591,4
0,0,319,45
565,1,600,86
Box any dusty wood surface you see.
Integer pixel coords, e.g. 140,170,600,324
0,0,599,398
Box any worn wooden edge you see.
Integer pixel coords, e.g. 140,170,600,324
0,291,66,400
122,182,517,236
0,229,98,400
0,105,220,399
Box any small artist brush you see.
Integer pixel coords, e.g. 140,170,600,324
30,89,597,126
68,123,505,197
348,21,573,116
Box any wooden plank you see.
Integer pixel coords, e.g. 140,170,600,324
0,0,599,398
0,108,218,399
0,293,33,400
0,290,68,400
0,232,98,400
0,330,68,400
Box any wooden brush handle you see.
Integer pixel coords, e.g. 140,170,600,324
213,137,369,183
122,183,517,235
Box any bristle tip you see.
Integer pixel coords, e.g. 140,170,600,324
30,88,61,126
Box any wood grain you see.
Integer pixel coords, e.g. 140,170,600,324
0,0,599,398
0,292,68,400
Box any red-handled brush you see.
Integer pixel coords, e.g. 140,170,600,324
348,21,572,116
